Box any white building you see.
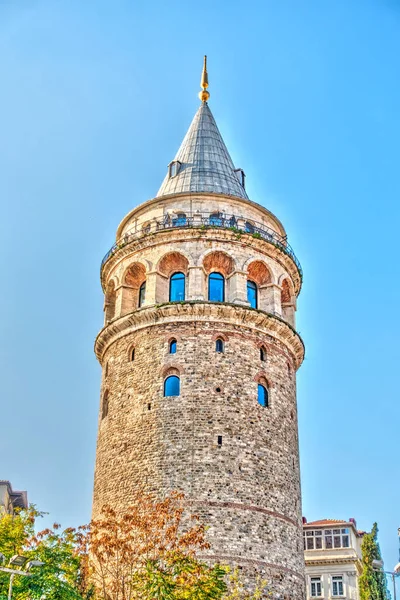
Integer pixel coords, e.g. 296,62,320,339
304,518,365,599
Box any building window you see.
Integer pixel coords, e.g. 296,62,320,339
257,383,268,407
304,528,350,550
130,348,135,361
169,339,177,354
164,375,180,397
332,576,344,597
101,391,109,420
305,530,323,550
260,346,267,362
325,529,350,549
172,213,187,226
138,281,146,307
310,577,322,598
169,272,185,301
234,168,246,187
208,272,225,302
209,212,223,226
247,280,257,308
215,338,224,353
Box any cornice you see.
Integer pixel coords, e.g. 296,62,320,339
100,227,302,295
94,301,305,367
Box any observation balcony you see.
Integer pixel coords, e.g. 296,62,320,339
101,212,302,279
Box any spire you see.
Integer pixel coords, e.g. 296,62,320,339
156,58,248,200
199,55,210,103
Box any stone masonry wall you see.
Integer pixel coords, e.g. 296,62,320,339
93,316,305,598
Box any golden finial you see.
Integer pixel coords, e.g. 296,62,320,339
199,55,210,103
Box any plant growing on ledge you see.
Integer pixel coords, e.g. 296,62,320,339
251,232,262,240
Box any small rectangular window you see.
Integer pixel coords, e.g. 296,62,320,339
217,435,222,446
332,576,344,597
310,577,322,597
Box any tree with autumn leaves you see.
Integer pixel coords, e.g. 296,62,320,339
0,492,267,599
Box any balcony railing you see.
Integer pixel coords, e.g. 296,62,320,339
101,212,302,278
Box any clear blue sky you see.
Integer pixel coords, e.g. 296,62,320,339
1,0,399,585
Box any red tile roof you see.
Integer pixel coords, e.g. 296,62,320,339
304,519,348,527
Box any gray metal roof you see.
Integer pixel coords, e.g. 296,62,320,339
156,102,248,200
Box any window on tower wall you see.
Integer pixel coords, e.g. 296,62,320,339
138,281,146,307
164,375,180,397
209,212,223,226
260,346,267,362
257,383,268,407
172,213,187,226
332,576,344,597
247,280,257,308
215,338,224,353
169,272,185,301
169,339,177,354
208,272,225,302
101,391,109,420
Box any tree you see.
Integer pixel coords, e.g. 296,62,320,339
0,505,90,600
359,522,390,600
82,491,227,600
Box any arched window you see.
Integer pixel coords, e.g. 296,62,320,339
247,280,257,308
130,348,135,361
245,221,255,234
208,272,225,302
215,338,224,353
169,339,177,354
138,281,146,307
102,391,109,419
257,383,269,408
209,212,223,226
260,346,267,362
169,272,185,302
164,375,180,397
172,213,187,226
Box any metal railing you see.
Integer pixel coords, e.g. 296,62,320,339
101,212,302,278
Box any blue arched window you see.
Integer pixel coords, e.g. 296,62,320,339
164,375,180,397
169,272,185,302
208,272,225,302
245,221,255,234
138,281,146,307
172,213,187,226
169,339,177,354
209,212,223,226
247,280,257,309
215,338,224,353
257,383,269,407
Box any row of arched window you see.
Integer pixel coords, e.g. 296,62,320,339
101,377,269,420
143,212,257,232
137,272,260,308
127,339,268,360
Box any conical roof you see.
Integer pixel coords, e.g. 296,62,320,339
156,102,248,200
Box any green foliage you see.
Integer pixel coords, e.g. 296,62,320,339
359,523,390,600
251,233,262,240
0,506,90,600
223,568,269,599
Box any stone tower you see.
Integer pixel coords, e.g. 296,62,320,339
93,58,305,598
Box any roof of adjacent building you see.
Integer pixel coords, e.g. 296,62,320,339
305,519,349,527
0,480,28,510
156,102,249,200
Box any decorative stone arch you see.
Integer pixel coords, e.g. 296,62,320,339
254,372,274,388
247,260,272,286
280,277,296,328
243,259,281,314
161,365,181,378
119,262,147,315
211,332,228,342
201,250,236,276
104,280,116,323
155,251,190,303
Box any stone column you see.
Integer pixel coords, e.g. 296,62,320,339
229,270,249,305
282,303,296,328
144,271,158,306
260,283,282,316
115,285,136,317
188,266,205,300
